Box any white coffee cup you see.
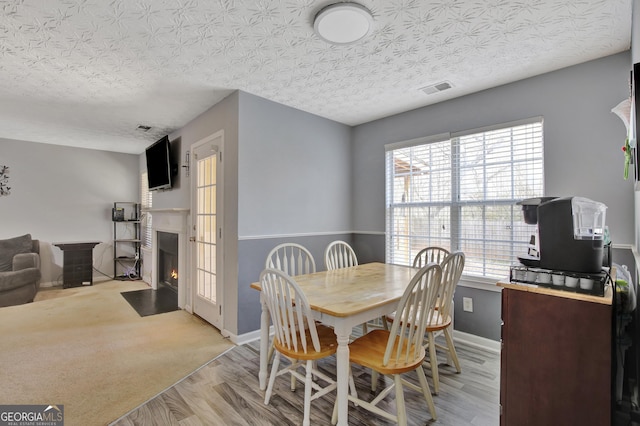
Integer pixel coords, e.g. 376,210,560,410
538,272,551,284
525,270,538,283
565,275,579,288
513,269,526,281
579,278,595,290
551,274,564,286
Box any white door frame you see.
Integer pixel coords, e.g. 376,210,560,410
190,130,224,330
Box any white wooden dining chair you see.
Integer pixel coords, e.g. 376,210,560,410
412,246,450,268
266,243,317,276
385,251,465,394
324,240,358,270
412,247,450,309
324,240,381,333
260,268,339,426
332,263,441,426
423,251,465,394
265,243,317,371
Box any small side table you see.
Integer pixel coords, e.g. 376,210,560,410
53,241,100,288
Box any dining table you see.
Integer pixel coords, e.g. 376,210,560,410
250,261,420,426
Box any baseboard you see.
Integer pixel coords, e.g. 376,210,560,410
230,327,273,346
39,275,114,288
453,330,501,354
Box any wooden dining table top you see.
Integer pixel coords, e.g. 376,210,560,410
250,262,420,318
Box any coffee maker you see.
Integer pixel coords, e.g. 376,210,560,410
516,196,608,272
517,197,557,258
536,197,607,273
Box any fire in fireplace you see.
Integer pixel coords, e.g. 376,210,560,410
157,231,178,292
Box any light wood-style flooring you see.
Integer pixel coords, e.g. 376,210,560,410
112,336,499,425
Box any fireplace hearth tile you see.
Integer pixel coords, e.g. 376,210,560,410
121,284,178,317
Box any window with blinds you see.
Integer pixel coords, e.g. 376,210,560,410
385,118,544,279
140,172,153,248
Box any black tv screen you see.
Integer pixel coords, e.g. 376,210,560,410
145,136,173,191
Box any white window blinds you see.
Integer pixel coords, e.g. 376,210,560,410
385,118,544,279
140,172,152,248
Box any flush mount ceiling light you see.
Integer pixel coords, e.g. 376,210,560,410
313,3,373,45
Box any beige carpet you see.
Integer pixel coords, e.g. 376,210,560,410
0,280,235,426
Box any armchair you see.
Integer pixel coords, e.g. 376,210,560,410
0,234,41,307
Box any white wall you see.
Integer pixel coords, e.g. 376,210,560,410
0,138,139,285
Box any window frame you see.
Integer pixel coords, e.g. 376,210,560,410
384,117,544,280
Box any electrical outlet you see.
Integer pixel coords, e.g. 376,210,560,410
463,297,473,312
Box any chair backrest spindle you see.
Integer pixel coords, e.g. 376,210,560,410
260,268,320,354
413,247,450,268
266,243,316,276
324,240,358,270
432,251,465,320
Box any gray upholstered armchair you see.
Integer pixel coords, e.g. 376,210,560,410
0,234,41,307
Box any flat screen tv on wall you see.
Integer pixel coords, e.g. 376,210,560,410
145,135,174,191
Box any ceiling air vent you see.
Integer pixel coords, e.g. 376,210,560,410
419,81,453,95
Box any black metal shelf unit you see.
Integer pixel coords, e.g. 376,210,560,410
112,202,141,280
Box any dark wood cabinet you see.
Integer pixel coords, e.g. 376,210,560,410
500,285,611,426
54,241,100,288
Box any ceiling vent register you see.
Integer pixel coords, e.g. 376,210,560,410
420,81,453,95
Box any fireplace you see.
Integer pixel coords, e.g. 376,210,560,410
148,208,189,310
157,231,178,292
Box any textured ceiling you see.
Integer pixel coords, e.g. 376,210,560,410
0,0,632,154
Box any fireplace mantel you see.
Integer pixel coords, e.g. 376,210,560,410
147,208,190,311
144,208,189,232
144,208,190,213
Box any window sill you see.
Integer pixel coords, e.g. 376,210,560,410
458,275,503,293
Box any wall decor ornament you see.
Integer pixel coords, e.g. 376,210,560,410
0,165,10,196
612,96,634,180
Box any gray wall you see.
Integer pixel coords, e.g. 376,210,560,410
634,0,640,63
236,92,352,334
138,89,353,337
352,51,634,341
238,92,352,237
239,233,353,332
0,138,139,285
164,53,633,340
3,53,633,344
147,91,241,334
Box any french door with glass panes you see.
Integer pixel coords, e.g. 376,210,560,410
190,131,223,329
